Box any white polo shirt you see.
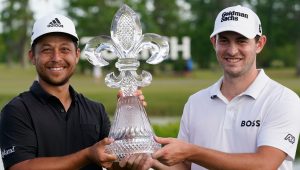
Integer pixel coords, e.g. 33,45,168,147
178,69,300,170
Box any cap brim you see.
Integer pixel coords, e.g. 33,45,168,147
31,32,78,45
210,27,256,39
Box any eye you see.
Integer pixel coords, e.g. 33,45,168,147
41,48,52,53
238,40,247,43
61,47,71,53
237,38,248,44
218,37,228,44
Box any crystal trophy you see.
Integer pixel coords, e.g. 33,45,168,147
83,4,169,161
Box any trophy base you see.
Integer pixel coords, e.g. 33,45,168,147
105,137,161,161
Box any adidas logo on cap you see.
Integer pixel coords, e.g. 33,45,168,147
31,14,78,45
47,18,63,28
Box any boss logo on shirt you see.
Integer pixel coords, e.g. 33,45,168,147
284,134,295,144
1,146,16,158
241,120,261,127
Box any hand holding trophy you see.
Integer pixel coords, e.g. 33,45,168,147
83,4,169,161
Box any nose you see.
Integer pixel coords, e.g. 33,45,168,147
51,49,61,61
227,43,238,56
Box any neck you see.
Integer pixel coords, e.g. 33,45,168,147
38,80,72,110
221,69,259,101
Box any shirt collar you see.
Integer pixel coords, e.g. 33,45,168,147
209,77,223,99
30,80,78,104
242,69,270,99
209,69,270,100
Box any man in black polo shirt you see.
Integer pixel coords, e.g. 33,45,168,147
0,14,137,170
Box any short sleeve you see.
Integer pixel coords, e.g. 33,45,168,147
257,89,300,160
0,98,37,169
177,99,191,142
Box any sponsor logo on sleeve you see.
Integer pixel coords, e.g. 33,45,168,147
1,146,16,158
284,134,295,144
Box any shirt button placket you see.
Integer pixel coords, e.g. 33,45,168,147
224,99,237,129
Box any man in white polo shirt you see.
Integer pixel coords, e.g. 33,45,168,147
120,5,300,170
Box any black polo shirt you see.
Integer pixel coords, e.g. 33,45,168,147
0,81,111,169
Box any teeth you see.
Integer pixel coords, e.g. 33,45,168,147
226,58,240,62
50,67,63,71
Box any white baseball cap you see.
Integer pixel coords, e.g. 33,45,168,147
31,14,78,45
210,5,262,39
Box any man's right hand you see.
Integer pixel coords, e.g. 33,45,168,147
88,138,117,169
119,153,156,170
152,137,192,166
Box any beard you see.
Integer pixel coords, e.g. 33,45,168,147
36,66,75,86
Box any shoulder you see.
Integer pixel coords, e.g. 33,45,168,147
187,86,212,103
0,91,34,132
267,79,300,103
1,91,32,114
262,79,300,122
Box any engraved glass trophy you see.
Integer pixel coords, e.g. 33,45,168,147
83,4,169,161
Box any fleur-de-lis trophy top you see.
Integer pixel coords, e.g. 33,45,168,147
84,4,169,96
84,4,169,161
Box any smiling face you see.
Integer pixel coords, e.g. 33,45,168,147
29,33,80,86
211,31,266,78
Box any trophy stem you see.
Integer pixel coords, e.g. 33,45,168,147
106,96,161,161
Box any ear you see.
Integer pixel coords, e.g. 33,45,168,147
256,35,267,54
28,49,36,65
210,36,216,50
75,48,81,64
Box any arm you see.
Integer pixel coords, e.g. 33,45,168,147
9,138,117,170
11,89,149,170
153,137,286,170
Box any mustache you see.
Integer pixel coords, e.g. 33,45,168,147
45,61,67,67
